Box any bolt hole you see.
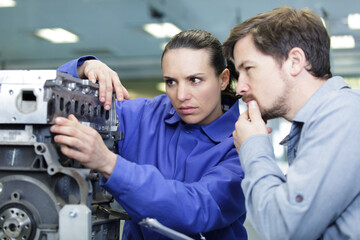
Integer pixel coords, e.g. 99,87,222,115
12,192,20,200
9,223,16,232
36,145,45,153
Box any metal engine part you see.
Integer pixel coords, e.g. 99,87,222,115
0,70,128,240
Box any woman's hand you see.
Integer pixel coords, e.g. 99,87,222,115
78,59,130,110
50,114,117,179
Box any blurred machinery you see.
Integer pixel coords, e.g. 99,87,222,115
0,70,128,240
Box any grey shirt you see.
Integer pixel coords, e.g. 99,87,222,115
239,76,360,240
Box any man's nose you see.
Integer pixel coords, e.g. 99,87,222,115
236,75,250,96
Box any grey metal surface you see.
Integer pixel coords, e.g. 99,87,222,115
0,70,127,240
59,205,91,240
0,70,118,132
139,218,195,240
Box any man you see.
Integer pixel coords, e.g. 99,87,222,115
223,6,360,240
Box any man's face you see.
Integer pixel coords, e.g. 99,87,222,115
233,35,290,120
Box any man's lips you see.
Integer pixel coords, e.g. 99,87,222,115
242,97,253,104
178,106,196,114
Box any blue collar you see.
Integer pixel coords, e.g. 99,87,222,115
165,101,239,143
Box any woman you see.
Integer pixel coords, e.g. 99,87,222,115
52,30,247,240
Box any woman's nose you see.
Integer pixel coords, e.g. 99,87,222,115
177,83,191,101
177,82,191,101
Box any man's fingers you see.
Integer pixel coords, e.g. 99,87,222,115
238,109,250,122
247,101,262,122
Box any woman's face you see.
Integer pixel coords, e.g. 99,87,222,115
162,48,229,125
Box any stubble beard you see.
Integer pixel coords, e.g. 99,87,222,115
246,77,291,121
244,94,289,121
261,75,291,121
261,97,289,121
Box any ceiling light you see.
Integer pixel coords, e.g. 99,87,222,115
159,42,168,50
156,82,166,93
0,0,16,7
330,35,355,49
320,17,326,28
35,28,79,44
143,22,181,39
348,13,360,29
345,78,360,89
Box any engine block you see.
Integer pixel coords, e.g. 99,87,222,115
0,70,127,240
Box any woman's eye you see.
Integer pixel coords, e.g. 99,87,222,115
191,77,201,84
165,79,175,86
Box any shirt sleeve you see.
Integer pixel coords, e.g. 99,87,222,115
239,91,360,240
57,55,97,78
99,97,246,235
101,150,245,235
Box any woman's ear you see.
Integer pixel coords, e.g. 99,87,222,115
220,68,230,90
286,47,307,76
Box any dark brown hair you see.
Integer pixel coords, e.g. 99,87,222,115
223,6,332,79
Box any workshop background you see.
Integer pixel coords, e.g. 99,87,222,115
1,0,360,239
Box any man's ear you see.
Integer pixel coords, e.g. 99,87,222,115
220,68,230,90
286,47,307,76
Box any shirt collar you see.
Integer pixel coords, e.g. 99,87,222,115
165,101,240,143
292,76,350,123
164,107,181,125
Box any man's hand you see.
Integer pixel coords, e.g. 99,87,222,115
78,60,130,110
233,101,270,152
50,114,117,179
